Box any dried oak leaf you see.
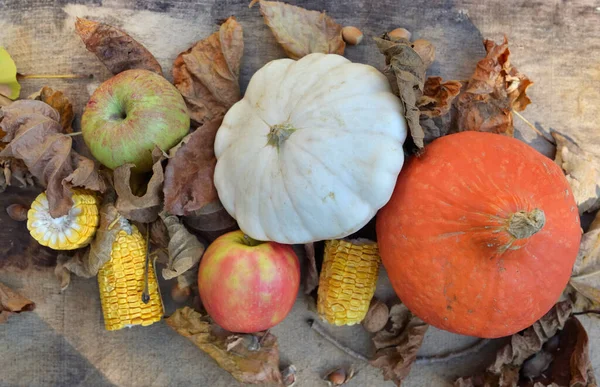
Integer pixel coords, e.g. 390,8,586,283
182,200,238,242
0,282,35,323
304,242,319,295
455,301,574,387
160,212,205,288
166,307,283,384
114,147,165,223
56,203,125,290
566,210,600,314
375,34,427,149
0,47,20,100
370,303,429,386
172,17,243,125
164,118,222,216
29,87,74,133
418,76,462,143
75,18,162,75
552,132,600,215
456,37,533,136
255,0,345,60
0,100,106,217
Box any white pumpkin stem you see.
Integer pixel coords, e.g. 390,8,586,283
507,208,546,239
266,122,296,149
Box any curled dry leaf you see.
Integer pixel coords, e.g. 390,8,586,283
375,34,427,149
0,100,106,217
370,303,429,385
75,18,162,75
29,87,74,133
566,211,600,314
455,302,596,387
172,17,243,125
182,200,237,242
159,212,205,288
418,76,462,143
0,154,34,192
456,37,532,136
552,132,600,215
56,203,125,290
149,217,169,249
281,364,297,387
304,242,319,295
164,118,222,216
255,0,345,60
0,282,35,323
166,307,283,385
114,147,165,223
0,47,20,100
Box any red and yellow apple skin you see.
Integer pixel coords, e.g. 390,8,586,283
198,230,300,333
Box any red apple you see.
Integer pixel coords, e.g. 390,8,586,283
198,230,300,333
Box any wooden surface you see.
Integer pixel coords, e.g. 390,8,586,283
1,0,600,386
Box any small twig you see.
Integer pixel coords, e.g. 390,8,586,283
573,310,600,316
65,132,83,137
513,110,556,145
17,73,93,80
415,338,490,365
259,328,271,346
141,225,151,304
308,319,369,362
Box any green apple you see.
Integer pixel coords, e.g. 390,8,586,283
82,69,189,172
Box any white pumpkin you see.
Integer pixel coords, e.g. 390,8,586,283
214,53,407,244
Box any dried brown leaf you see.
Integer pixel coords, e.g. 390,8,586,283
370,303,429,385
455,301,575,387
149,217,169,249
182,200,238,242
552,132,600,215
418,76,462,143
0,100,106,217
75,18,162,75
0,155,34,193
58,203,125,289
29,87,74,133
456,37,532,136
172,17,243,125
166,307,283,384
304,242,319,295
163,118,222,216
0,282,35,323
159,212,205,288
256,0,345,60
566,211,600,314
375,34,427,149
114,147,165,223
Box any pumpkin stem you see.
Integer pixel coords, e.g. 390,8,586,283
266,122,296,150
507,208,546,239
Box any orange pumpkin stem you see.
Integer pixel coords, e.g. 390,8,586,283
506,208,546,239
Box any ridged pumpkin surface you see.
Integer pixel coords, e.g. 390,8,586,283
377,132,581,338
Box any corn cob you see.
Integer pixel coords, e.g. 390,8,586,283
317,239,380,326
27,190,99,250
98,223,163,331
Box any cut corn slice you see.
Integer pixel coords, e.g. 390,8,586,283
27,190,99,250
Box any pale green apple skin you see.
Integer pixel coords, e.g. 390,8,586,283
82,69,190,172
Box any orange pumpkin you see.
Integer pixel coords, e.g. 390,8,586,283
377,132,581,338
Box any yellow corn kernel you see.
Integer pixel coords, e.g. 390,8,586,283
317,239,380,326
27,190,99,250
98,225,163,331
